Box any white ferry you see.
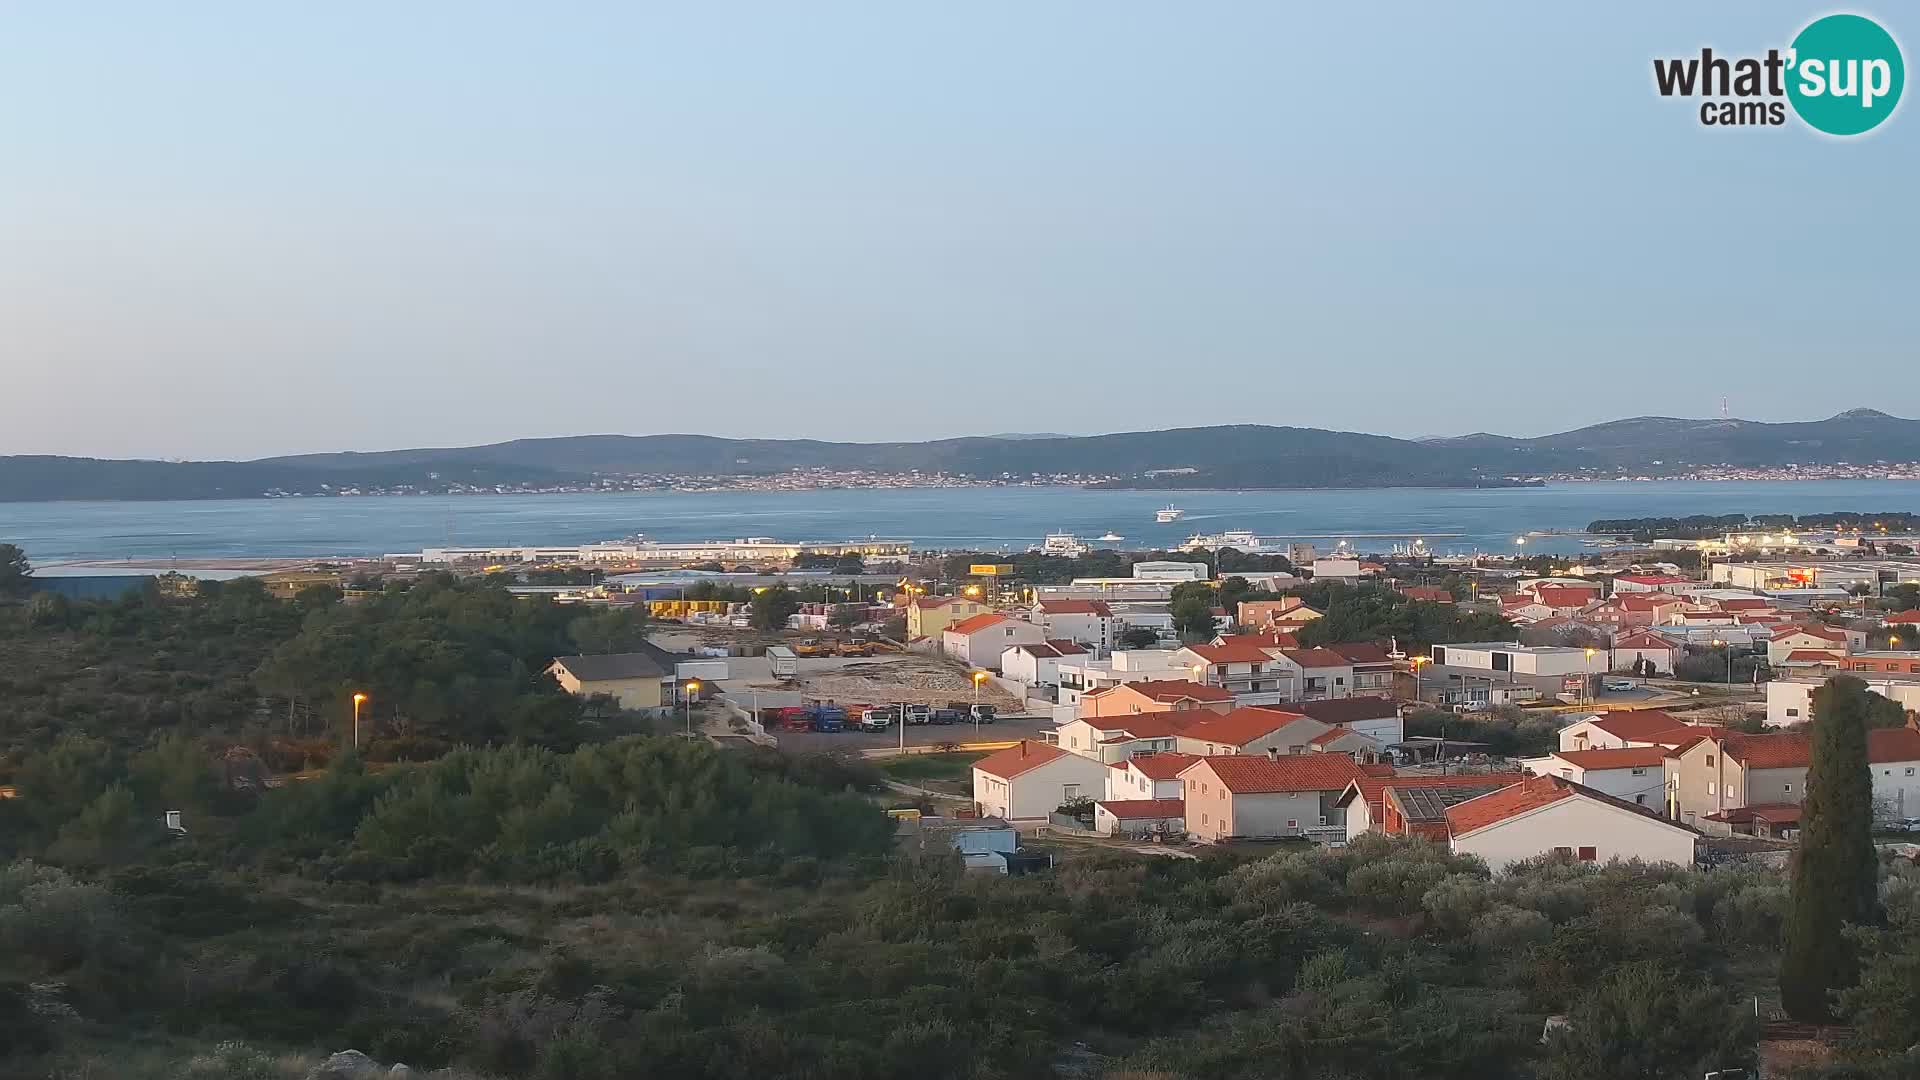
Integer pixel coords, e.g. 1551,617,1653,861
1035,532,1091,557
1097,531,1126,542
1155,506,1185,523
1180,529,1264,551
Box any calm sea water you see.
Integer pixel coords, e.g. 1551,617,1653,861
6,480,1920,565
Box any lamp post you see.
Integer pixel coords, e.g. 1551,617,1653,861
971,670,989,737
1410,655,1430,704
684,679,700,736
351,692,368,750
1585,648,1597,703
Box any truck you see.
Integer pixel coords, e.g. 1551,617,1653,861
808,703,848,733
942,701,996,724
771,706,814,732
859,707,896,732
904,703,933,725
930,707,965,725
838,638,875,658
765,645,798,681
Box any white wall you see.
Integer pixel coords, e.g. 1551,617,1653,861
1451,797,1695,873
1874,759,1920,821
1345,796,1375,841
1105,766,1182,802
1527,759,1665,807
1556,715,1620,751
1227,791,1329,838
972,755,1110,821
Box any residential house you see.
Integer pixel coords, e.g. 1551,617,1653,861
1000,640,1087,689
1498,594,1558,624
1283,647,1355,700
1379,779,1520,840
1173,640,1297,706
1401,586,1455,604
1093,798,1186,837
1766,674,1920,728
1556,709,1708,753
906,594,990,639
1077,679,1236,720
1176,707,1326,757
1841,651,1920,676
1103,751,1201,802
1296,696,1406,745
971,741,1112,822
1238,597,1323,631
1585,593,1687,631
1446,774,1698,872
1306,726,1384,761
1610,629,1680,675
1667,724,1920,827
1336,772,1525,841
1766,624,1853,665
1031,598,1118,650
1521,746,1669,808
1179,754,1366,841
1055,712,1202,763
1325,642,1395,696
548,652,671,712
1883,610,1920,629
1776,649,1847,675
942,613,1046,668
1054,649,1185,707
1612,574,1694,593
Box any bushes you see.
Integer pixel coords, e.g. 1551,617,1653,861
1542,961,1756,1079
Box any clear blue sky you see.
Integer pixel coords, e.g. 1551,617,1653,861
3,3,1914,459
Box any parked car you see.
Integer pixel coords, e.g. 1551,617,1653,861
1894,817,1920,833
1602,678,1638,692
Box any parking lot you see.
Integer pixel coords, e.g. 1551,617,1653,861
770,711,1055,755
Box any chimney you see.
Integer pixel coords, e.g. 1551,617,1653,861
1266,745,1279,760
1020,741,1028,758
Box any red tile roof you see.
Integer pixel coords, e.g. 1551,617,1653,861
1038,599,1114,617
1551,746,1669,770
1126,752,1202,779
1096,713,1205,739
910,594,955,609
1116,679,1236,704
1402,586,1454,603
1326,642,1394,665
1283,647,1353,668
1680,728,1920,770
1534,587,1599,608
1337,771,1523,826
1215,630,1301,649
1310,728,1369,746
946,612,1009,635
1445,773,1677,837
1013,641,1086,659
1179,707,1313,747
1773,624,1848,641
1887,611,1920,624
1359,762,1399,777
1096,798,1186,820
1613,630,1675,649
1584,709,1686,742
1296,697,1402,725
1782,649,1845,663
973,740,1071,780
1186,754,1365,794
1870,727,1920,763
1185,641,1283,664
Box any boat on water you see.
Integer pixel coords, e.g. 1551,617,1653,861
1034,532,1091,557
1097,531,1126,542
1155,506,1185,523
1180,529,1264,551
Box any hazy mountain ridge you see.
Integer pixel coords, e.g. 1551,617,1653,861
1,411,1913,501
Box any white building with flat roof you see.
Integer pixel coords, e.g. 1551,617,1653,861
1767,675,1920,728
1429,642,1606,677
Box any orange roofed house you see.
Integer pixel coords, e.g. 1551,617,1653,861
1057,683,1232,763
1179,754,1366,841
941,612,1045,668
971,740,1112,822
1444,774,1697,872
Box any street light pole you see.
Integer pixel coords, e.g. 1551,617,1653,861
351,692,368,750
684,679,700,736
971,670,988,738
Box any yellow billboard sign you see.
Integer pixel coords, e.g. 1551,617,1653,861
969,563,1014,576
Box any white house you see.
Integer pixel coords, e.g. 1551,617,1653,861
1180,754,1367,842
942,613,1046,669
1103,751,1200,802
971,741,1112,821
1093,798,1186,837
1176,707,1328,757
1767,675,1920,728
1610,629,1680,676
1000,640,1087,689
1555,709,1700,752
1443,774,1697,873
1295,697,1406,745
1766,625,1853,665
1519,746,1669,808
1031,599,1118,650
1430,642,1607,678
1055,649,1184,707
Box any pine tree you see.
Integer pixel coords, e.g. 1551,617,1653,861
1781,675,1883,1021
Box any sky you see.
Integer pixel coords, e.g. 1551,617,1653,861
2,3,1916,460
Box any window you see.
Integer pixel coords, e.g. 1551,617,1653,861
1578,846,1597,862
1783,783,1793,793
1553,846,1572,856
1787,708,1800,717
1201,813,1208,825
1635,794,1647,805
1706,755,1715,767
1062,785,1080,800
1707,782,1717,795
1319,815,1328,827
1286,819,1298,829
1631,768,1647,776
1908,768,1916,777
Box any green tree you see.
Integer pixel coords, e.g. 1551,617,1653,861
1170,596,1217,642
750,585,801,631
828,605,860,629
1782,675,1883,1022
567,607,650,654
46,784,148,868
0,543,30,598
1543,962,1755,1079
1117,626,1160,649
126,734,219,816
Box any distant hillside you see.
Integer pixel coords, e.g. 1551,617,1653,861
2,410,1915,501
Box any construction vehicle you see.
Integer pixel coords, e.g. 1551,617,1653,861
838,638,875,658
792,638,833,658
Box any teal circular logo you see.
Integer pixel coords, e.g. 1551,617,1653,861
1787,14,1904,135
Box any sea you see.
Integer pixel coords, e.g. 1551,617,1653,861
6,479,1920,570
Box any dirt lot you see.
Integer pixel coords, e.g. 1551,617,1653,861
652,629,1023,712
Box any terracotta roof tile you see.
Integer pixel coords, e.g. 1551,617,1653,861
1119,679,1235,703
972,740,1071,780
946,612,1010,635
1551,746,1669,770
1185,641,1284,664
1282,648,1353,668
1096,798,1186,820
1125,752,1202,780
1179,707,1313,747
1037,599,1114,617
1326,642,1393,665
1184,754,1365,794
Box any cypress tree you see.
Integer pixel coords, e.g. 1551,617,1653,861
1780,675,1882,1021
